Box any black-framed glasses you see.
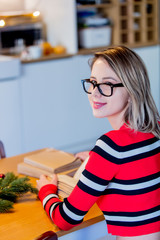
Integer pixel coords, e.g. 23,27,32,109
81,79,124,97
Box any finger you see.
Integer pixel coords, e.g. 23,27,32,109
36,180,40,189
40,174,47,180
51,174,58,185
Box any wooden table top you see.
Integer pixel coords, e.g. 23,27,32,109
0,150,104,240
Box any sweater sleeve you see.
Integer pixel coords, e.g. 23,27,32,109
38,134,120,231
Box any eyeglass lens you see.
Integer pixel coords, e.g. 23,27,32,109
84,81,112,96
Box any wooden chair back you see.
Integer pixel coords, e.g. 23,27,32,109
0,140,6,159
34,231,58,240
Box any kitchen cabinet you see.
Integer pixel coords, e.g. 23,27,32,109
0,56,22,157
19,55,110,154
134,45,160,111
112,0,158,47
0,79,22,157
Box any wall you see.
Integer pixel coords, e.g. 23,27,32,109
0,0,24,12
19,54,109,154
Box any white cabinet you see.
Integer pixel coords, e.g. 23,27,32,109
0,57,22,157
0,79,22,157
20,55,109,154
134,45,160,111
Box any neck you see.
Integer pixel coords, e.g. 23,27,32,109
107,107,127,130
108,116,124,130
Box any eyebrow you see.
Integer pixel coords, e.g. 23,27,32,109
90,76,118,82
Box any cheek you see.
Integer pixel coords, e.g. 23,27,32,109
116,87,129,101
122,91,130,104
118,93,129,109
110,90,129,109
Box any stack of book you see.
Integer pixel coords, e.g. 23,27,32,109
17,148,88,198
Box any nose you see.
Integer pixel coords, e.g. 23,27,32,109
92,85,101,97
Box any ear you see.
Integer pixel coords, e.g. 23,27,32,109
128,97,131,103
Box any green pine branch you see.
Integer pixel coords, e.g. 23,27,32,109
0,199,13,213
0,172,38,213
0,172,18,188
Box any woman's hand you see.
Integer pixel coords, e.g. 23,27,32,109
75,151,89,162
36,174,58,191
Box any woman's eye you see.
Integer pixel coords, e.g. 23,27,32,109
104,82,112,85
90,80,97,84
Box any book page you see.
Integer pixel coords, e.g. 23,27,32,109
73,156,89,180
57,157,89,199
17,162,53,179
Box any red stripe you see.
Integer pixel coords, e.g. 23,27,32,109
107,221,160,236
116,156,159,180
68,185,98,211
98,188,160,212
87,151,119,180
53,205,78,231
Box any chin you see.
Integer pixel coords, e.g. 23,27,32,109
92,111,106,119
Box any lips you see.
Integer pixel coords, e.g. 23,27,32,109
93,101,107,109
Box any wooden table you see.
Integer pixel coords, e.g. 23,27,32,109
0,150,104,240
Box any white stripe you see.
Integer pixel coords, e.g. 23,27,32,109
108,176,160,191
80,173,107,192
43,193,59,208
104,209,160,222
49,202,59,220
96,139,160,159
63,203,84,221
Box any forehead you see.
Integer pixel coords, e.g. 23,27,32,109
91,57,119,80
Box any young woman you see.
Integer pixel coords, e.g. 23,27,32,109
37,46,160,240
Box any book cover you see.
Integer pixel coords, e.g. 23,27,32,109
23,148,82,173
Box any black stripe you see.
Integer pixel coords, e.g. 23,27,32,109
103,205,160,217
112,171,160,185
59,204,83,225
77,181,102,196
49,202,61,218
64,198,87,216
92,145,160,165
103,182,160,195
106,216,160,227
44,195,58,209
99,135,158,152
83,169,109,186
91,146,118,164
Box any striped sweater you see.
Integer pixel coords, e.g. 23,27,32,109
39,124,160,237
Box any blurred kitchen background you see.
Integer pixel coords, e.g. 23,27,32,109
0,0,159,157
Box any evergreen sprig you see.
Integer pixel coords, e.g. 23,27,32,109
0,199,14,212
0,172,38,213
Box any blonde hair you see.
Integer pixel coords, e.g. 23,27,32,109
90,46,160,138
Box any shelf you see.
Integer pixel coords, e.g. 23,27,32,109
20,41,160,64
77,42,159,54
21,53,73,64
77,45,110,55
119,16,129,20
77,3,113,10
112,0,158,46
